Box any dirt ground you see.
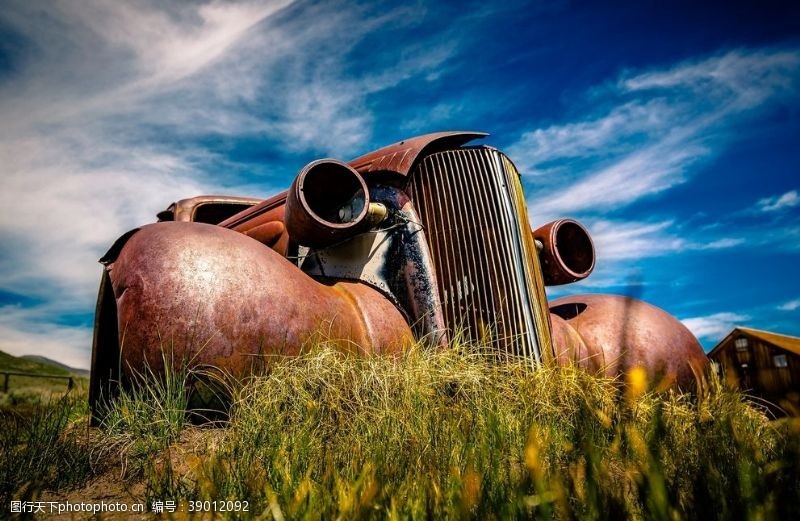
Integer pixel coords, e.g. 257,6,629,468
33,428,224,520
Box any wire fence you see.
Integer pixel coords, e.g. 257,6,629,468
1,371,75,393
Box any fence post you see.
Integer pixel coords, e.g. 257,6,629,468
2,373,8,393
68,377,74,391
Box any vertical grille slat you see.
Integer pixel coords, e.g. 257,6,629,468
458,151,494,346
489,152,529,355
470,150,516,353
408,148,549,365
477,149,529,355
476,151,512,358
417,162,444,336
439,153,468,331
449,151,481,336
430,154,459,328
464,150,505,356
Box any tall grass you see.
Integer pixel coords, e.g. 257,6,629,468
6,336,794,518
94,349,197,502
0,392,93,505
108,344,798,520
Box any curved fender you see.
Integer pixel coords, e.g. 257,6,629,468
549,314,604,372
549,294,708,389
105,221,413,379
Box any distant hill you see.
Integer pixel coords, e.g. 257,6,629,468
0,350,89,397
21,355,90,377
0,350,89,377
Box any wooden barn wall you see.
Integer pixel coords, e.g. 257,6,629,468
711,336,798,395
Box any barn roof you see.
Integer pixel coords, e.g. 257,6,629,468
708,327,800,358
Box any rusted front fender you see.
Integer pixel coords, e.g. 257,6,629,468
93,221,413,388
549,294,708,389
549,313,604,372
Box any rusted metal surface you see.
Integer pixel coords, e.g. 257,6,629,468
91,130,709,415
301,185,447,344
285,159,371,248
218,191,288,229
533,219,595,286
406,148,552,366
100,221,412,383
350,131,487,178
211,132,488,252
218,192,291,255
244,220,285,247
157,195,262,223
548,314,604,372
549,294,708,388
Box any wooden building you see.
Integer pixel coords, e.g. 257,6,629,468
708,327,800,416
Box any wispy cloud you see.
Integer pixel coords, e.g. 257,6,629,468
523,132,707,224
778,299,800,311
0,305,92,369
584,219,744,262
517,46,799,301
508,101,672,174
620,48,800,106
757,190,799,212
0,0,464,366
681,312,750,341
0,136,216,303
1,2,798,367
512,48,800,222
587,220,682,260
545,218,745,295
0,0,292,136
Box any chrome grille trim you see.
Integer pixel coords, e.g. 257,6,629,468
407,148,550,366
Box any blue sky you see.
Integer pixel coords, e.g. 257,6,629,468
0,0,798,368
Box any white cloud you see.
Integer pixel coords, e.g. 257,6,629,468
508,100,672,175
533,214,746,300
521,47,798,303
681,312,749,341
531,136,706,221
0,0,293,137
0,1,455,151
699,238,745,249
0,0,464,367
757,190,799,212
94,1,277,77
0,135,216,304
558,219,743,263
0,305,92,369
778,299,800,311
513,48,800,221
620,48,800,108
587,220,683,260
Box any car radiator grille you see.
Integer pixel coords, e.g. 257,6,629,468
406,148,552,366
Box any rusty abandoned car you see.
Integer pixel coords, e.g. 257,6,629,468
89,131,708,412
